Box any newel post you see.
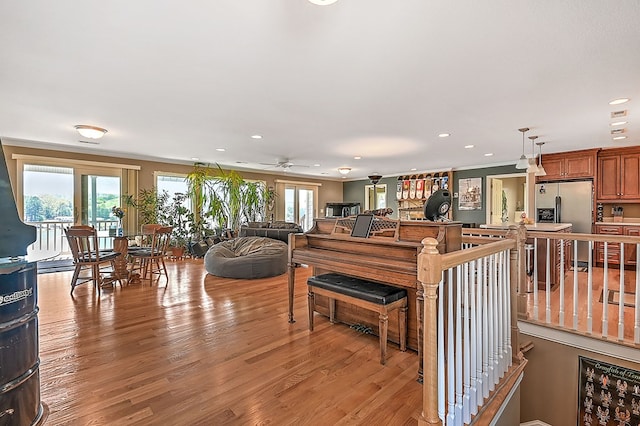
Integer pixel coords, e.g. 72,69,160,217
418,237,442,426
506,223,526,359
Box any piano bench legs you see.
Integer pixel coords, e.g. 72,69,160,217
307,275,407,365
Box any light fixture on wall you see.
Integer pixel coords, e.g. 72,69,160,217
74,125,107,139
338,167,351,175
308,0,338,5
535,141,547,177
527,135,539,174
515,128,530,169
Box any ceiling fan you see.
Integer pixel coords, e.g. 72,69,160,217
259,159,309,171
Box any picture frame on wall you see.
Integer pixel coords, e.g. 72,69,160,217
459,178,482,210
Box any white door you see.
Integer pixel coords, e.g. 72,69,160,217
490,178,503,224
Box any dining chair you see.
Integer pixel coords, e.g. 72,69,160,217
128,226,172,283
64,226,122,295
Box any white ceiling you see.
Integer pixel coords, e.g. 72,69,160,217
1,1,639,181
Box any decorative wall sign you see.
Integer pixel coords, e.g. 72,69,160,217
578,356,640,425
458,178,482,210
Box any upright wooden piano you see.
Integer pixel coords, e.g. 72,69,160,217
288,216,462,373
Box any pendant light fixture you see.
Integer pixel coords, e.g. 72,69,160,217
515,128,530,169
535,141,547,176
526,135,539,173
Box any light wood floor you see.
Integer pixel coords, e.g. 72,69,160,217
36,260,422,425
524,266,639,344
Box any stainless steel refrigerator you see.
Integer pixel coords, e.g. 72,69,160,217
535,181,593,263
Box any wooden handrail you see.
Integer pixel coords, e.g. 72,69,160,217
441,239,515,270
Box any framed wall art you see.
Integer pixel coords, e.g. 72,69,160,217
458,178,482,210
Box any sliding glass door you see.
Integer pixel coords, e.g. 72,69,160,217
76,170,121,231
284,185,316,231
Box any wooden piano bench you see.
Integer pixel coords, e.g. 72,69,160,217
307,273,407,365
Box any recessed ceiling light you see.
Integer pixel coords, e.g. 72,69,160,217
484,153,494,157
438,133,450,138
410,168,417,171
609,98,630,105
354,156,361,160
216,148,225,152
313,164,321,167
613,136,627,140
191,157,199,161
251,135,262,139
464,144,474,149
610,121,628,126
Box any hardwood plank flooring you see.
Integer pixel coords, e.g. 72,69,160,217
36,260,422,425
524,266,639,344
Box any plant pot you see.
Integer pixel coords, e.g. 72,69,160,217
169,246,186,260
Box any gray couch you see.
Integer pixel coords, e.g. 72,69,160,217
239,221,303,243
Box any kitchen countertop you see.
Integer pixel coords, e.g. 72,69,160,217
480,223,573,232
596,219,640,226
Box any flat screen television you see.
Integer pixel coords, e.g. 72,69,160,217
350,214,375,238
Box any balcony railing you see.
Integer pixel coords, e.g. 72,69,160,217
460,225,640,348
26,219,119,255
417,223,640,425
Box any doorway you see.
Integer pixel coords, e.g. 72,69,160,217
486,173,528,224
76,171,121,230
284,185,317,231
364,184,387,211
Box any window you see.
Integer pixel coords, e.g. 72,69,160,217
277,181,320,232
156,173,190,207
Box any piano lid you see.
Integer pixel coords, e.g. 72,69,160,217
0,139,36,258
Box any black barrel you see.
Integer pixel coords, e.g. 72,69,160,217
0,261,43,426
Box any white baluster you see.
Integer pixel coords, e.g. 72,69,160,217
603,243,609,337
619,243,625,341
559,239,565,326
573,242,579,330
455,266,463,423
487,254,495,391
635,245,640,344
533,237,539,320
545,237,551,323
446,269,455,425
462,263,471,424
482,256,489,399
469,260,478,415
587,240,593,334
497,251,504,376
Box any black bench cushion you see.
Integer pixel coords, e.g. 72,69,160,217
307,273,406,305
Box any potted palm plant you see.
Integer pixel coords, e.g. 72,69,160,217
186,163,270,238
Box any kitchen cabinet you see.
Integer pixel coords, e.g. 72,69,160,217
593,223,640,266
625,227,640,264
597,147,640,201
594,224,622,265
536,149,598,182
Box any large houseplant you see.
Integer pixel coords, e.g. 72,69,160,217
124,187,171,227
186,163,270,237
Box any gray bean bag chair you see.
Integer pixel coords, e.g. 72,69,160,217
204,236,288,279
